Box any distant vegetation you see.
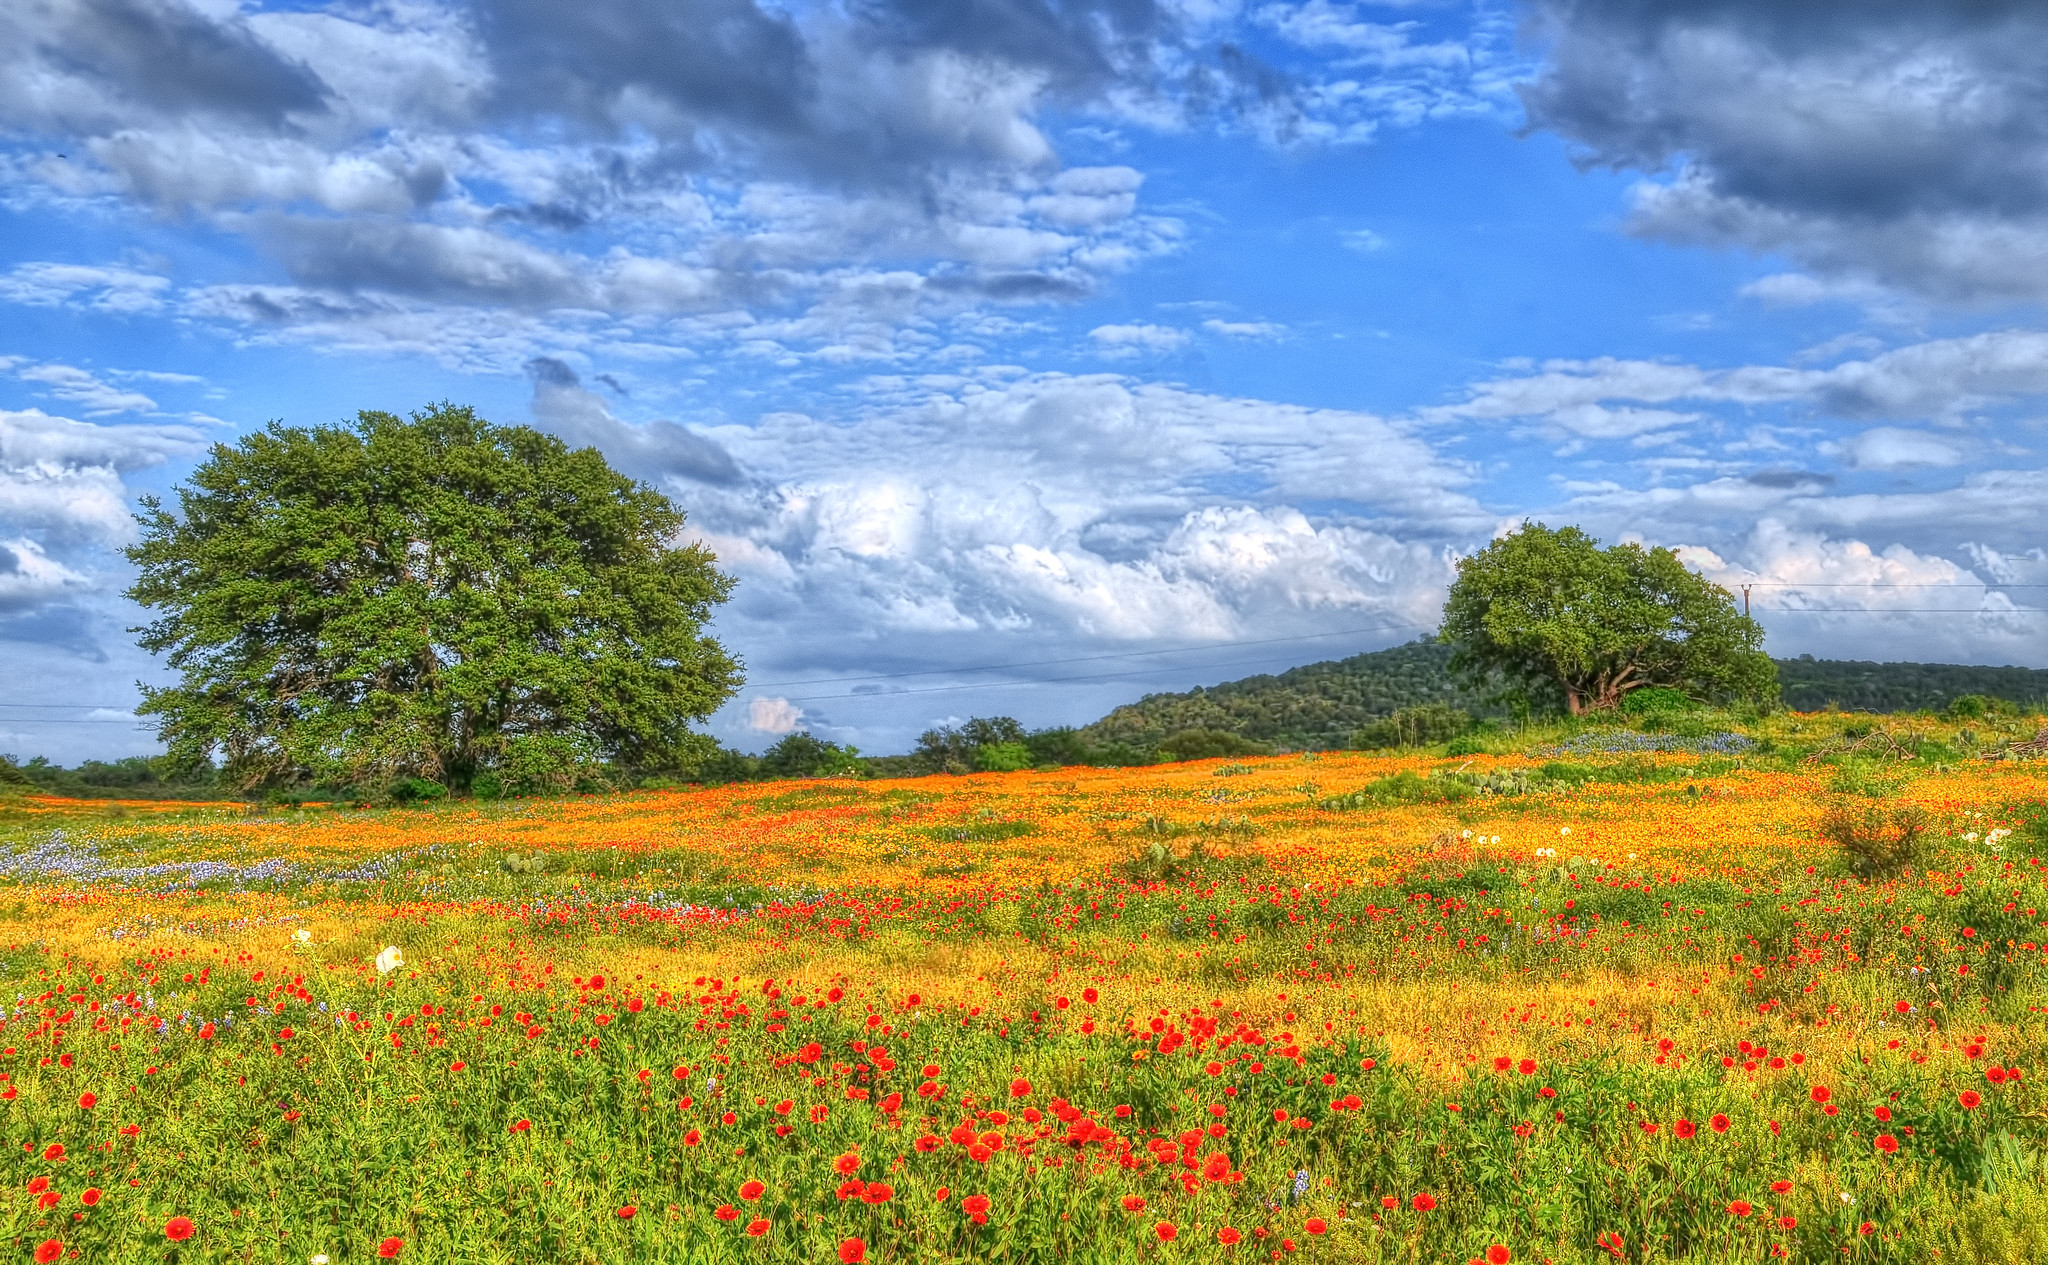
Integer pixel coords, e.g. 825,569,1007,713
1778,655,2048,713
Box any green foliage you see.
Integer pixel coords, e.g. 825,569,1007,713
1078,639,1486,753
126,404,740,793
389,776,448,803
1819,802,1929,877
1778,657,2048,713
972,741,1033,772
1439,521,1776,715
1153,728,1270,762
1621,685,1696,716
0,753,224,800
760,732,864,780
1350,702,1469,749
1319,769,1474,810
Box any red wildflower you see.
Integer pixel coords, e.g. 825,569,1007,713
616,1205,636,1219
838,1238,866,1263
1155,1222,1177,1242
77,1092,96,1110
165,1217,195,1241
42,1144,63,1162
746,1219,770,1237
1218,1227,1242,1245
1710,1114,1730,1132
34,1242,61,1265
739,1180,766,1201
835,1153,862,1176
80,1188,101,1206
1487,1248,1512,1265
1728,1201,1752,1217
1412,1194,1437,1212
1305,1218,1328,1236
1874,1134,1900,1154
1771,1181,1792,1194
1809,1086,1830,1104
377,1238,402,1258
1121,1195,1147,1212
1010,1078,1032,1097
861,1182,893,1205
1674,1119,1697,1139
714,1205,739,1222
1518,1059,1537,1075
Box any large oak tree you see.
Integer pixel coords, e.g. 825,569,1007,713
128,404,741,792
1438,522,1774,714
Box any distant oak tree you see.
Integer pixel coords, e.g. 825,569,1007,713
1438,522,1774,714
127,404,741,793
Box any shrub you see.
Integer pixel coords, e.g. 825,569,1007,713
389,776,448,804
973,742,1033,772
1818,803,1928,877
1351,704,1470,750
1621,686,1695,717
1947,694,1990,720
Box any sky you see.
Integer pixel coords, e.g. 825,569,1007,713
2,0,2046,763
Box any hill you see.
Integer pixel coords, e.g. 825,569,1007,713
1076,640,2048,752
1077,640,1481,752
1775,654,2048,713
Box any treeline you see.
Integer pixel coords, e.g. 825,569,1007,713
1776,655,2048,713
13,644,2048,801
0,755,226,801
662,717,1271,787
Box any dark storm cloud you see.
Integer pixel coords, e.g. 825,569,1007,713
249,217,589,308
16,0,329,127
1745,469,1834,489
526,357,743,487
861,0,1168,91
1519,0,2048,300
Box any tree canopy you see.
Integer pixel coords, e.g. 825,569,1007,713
1438,522,1774,713
127,404,741,792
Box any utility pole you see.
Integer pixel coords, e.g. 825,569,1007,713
1741,584,1751,618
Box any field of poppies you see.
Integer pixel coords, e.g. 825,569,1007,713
0,710,2045,1264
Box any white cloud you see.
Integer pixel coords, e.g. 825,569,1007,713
1820,427,1964,471
13,362,157,415
0,408,204,542
747,696,805,735
0,538,89,613
1202,319,1288,340
1087,323,1190,355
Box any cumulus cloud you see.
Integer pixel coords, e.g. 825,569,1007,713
0,0,1520,364
0,407,204,542
0,537,89,613
746,696,804,735
1520,0,2048,304
526,357,742,487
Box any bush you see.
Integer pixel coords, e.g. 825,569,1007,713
1351,704,1470,750
973,741,1033,772
1622,686,1695,717
1818,802,1928,877
389,777,448,804
1947,694,1991,720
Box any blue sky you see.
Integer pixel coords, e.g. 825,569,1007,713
2,0,2045,762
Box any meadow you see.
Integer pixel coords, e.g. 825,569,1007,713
0,711,2045,1263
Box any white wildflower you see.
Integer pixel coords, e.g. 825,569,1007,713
374,945,405,975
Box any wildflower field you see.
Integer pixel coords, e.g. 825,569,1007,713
1,713,2046,1264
